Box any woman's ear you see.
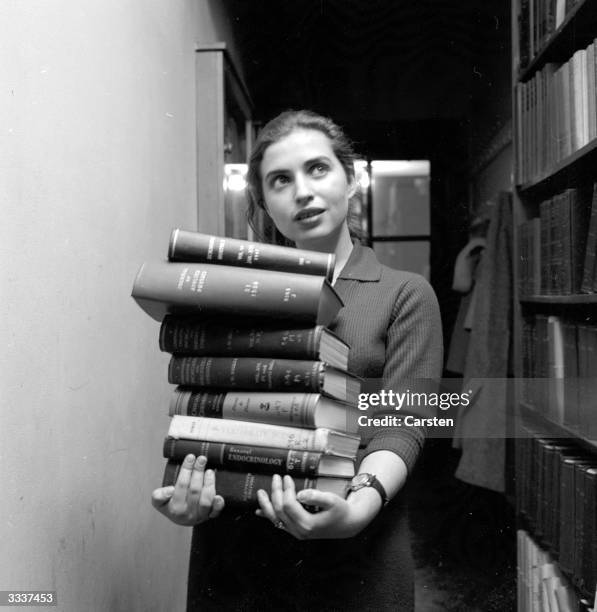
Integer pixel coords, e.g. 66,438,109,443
347,176,358,199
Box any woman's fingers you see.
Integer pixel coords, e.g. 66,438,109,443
296,489,339,511
151,486,175,509
170,454,196,508
257,475,293,529
209,495,225,518
256,488,277,521
280,475,306,520
150,454,226,526
198,468,216,514
270,474,288,518
187,455,208,501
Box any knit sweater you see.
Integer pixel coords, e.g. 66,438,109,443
186,244,444,611
331,242,444,471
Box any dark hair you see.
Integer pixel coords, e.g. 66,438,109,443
246,109,362,244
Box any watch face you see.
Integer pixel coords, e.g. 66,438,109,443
351,473,371,487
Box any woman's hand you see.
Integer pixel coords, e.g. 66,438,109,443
255,474,382,540
151,454,225,526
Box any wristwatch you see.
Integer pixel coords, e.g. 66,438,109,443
349,473,389,506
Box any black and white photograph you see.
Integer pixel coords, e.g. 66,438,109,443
2,1,597,610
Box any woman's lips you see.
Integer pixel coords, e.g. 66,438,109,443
293,207,325,222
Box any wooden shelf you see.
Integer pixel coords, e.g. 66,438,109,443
518,0,597,82
516,137,597,195
518,402,597,454
520,294,597,305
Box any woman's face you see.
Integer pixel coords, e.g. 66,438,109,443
259,128,355,250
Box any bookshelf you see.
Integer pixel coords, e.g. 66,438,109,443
512,1,597,610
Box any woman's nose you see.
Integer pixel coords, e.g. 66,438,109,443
294,173,313,203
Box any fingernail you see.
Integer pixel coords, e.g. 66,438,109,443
196,456,207,467
296,491,309,502
185,454,195,464
163,486,175,496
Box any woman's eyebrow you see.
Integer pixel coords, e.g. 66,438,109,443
263,167,289,182
304,155,332,165
263,156,333,182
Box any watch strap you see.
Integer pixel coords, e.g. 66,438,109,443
350,473,389,506
369,475,389,506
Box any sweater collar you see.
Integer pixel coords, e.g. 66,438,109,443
336,242,382,282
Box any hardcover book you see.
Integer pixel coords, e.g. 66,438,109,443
167,415,361,459
161,462,350,507
159,316,349,371
167,356,361,404
162,438,356,478
132,261,343,325
169,388,359,434
168,229,335,281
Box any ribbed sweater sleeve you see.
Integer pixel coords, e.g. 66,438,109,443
361,274,443,471
353,268,443,472
332,245,443,473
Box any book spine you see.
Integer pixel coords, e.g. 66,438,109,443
168,230,335,281
561,322,579,430
559,191,573,295
581,469,597,597
162,438,322,476
540,199,551,294
581,183,597,293
550,194,564,294
162,464,352,507
159,316,322,359
169,388,226,418
168,357,325,393
167,415,327,452
169,388,319,428
132,261,329,323
162,462,322,506
569,187,589,294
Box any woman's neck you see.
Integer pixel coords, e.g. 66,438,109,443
296,223,354,284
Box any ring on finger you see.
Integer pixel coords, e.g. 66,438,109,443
274,519,285,529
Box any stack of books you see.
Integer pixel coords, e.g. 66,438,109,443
131,230,362,507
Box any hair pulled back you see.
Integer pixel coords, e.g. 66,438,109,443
246,110,360,243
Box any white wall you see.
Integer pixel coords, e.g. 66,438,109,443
0,2,236,610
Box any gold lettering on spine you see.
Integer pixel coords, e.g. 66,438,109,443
177,267,189,290
207,236,215,260
243,474,256,502
217,239,226,260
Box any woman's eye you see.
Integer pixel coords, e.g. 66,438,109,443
310,163,328,176
271,175,290,188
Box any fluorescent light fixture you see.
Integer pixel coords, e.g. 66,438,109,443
371,160,430,176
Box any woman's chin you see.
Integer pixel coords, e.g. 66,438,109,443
294,231,337,252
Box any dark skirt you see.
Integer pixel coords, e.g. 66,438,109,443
186,494,414,612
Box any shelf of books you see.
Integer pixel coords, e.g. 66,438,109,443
513,0,597,610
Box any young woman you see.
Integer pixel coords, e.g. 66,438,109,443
152,110,443,610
